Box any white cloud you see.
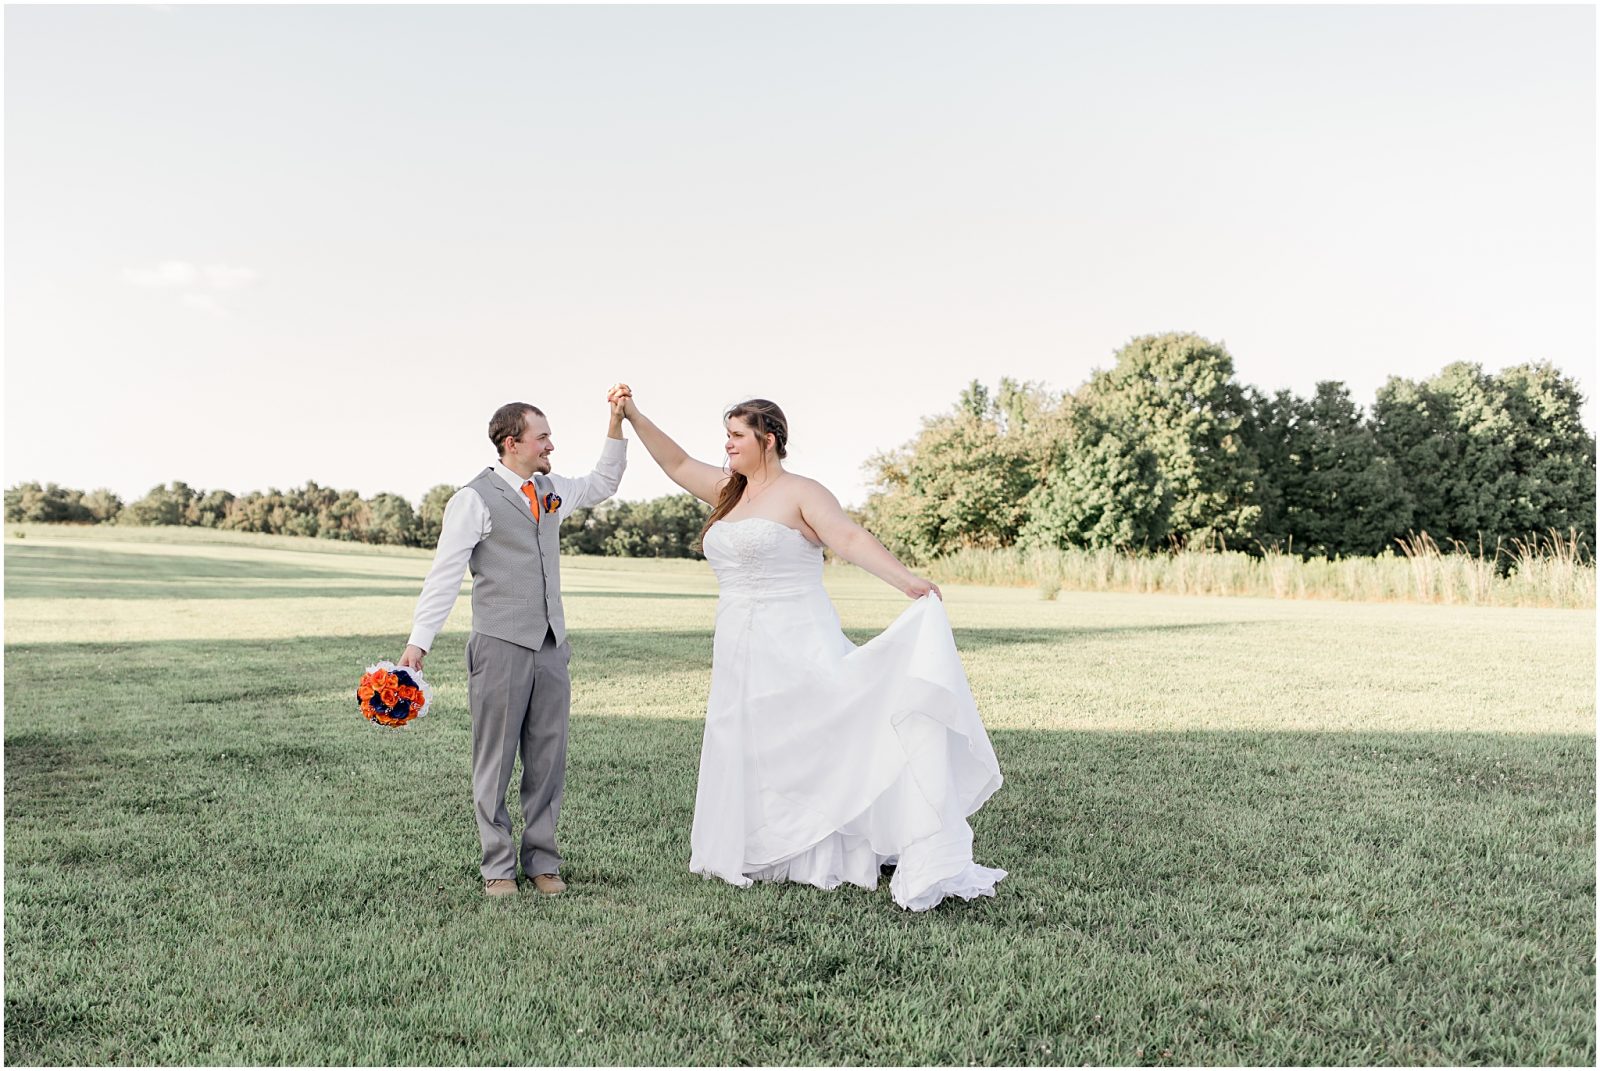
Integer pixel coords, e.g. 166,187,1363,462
123,259,258,315
123,260,199,288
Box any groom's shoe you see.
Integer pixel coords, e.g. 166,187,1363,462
532,873,567,896
484,878,519,898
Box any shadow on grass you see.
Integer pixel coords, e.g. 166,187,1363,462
2,619,1264,717
5,543,724,603
4,544,432,600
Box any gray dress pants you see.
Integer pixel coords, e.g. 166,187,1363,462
465,628,571,879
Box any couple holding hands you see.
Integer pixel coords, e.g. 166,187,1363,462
399,386,1004,910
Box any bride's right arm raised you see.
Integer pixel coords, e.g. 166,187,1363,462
619,397,728,505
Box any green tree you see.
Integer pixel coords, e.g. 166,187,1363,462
1021,405,1168,549
863,378,1061,560
322,489,371,541
287,482,339,539
600,495,711,558
1254,383,1413,557
560,495,711,558
416,484,457,548
220,488,306,536
220,491,273,534
561,502,620,555
1497,362,1596,546
4,482,92,523
81,488,124,524
366,492,419,546
1024,333,1262,549
1374,361,1596,550
120,482,198,526
187,489,234,528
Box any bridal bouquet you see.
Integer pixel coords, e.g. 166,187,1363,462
356,661,433,728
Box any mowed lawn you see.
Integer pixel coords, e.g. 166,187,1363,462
3,526,1594,1066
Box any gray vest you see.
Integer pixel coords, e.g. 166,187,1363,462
465,468,565,650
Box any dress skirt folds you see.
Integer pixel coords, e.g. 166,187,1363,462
689,517,1006,911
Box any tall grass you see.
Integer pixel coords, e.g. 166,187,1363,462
927,529,1595,609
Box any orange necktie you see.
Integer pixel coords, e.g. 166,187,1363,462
520,480,540,521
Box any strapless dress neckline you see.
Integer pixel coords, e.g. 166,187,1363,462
714,516,820,546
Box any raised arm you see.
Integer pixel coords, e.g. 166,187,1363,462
796,480,941,599
548,401,628,517
616,395,728,505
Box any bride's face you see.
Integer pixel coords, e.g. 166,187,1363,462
724,416,773,476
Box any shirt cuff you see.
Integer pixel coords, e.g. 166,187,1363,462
600,436,628,457
406,628,436,653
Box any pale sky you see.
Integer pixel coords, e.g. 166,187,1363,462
6,3,1595,508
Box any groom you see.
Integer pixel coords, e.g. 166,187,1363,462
400,397,627,897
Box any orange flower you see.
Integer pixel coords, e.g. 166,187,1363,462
358,682,376,702
379,687,399,708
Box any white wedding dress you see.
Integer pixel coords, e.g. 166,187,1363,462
689,517,1006,911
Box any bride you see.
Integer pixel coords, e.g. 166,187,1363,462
610,387,1005,911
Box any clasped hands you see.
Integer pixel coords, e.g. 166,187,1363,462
607,382,636,420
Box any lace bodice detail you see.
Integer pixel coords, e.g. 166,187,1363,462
702,518,825,600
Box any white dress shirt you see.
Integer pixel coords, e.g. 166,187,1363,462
407,437,627,652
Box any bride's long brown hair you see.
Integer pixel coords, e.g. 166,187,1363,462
698,399,789,547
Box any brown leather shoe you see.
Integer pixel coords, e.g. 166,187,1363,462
531,873,567,896
484,878,518,898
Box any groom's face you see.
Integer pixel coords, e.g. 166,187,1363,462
509,412,555,474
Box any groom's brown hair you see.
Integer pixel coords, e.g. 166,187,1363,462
489,402,546,457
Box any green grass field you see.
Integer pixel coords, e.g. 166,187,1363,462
4,525,1595,1065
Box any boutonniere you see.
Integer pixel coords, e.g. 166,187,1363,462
542,492,562,515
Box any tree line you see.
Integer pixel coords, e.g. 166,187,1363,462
862,332,1594,562
4,480,460,547
4,477,714,557
10,332,1592,563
